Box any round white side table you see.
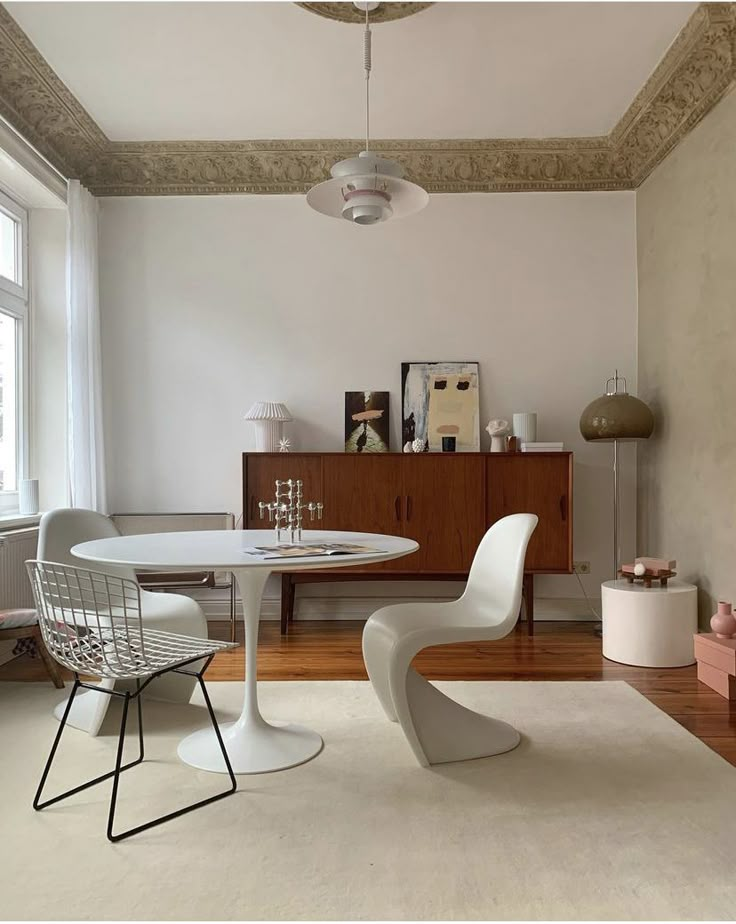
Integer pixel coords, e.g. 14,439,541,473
602,579,698,668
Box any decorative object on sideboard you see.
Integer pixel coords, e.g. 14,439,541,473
258,479,323,543
506,436,519,452
485,419,509,453
512,412,537,445
278,437,291,453
439,425,458,452
244,402,293,452
411,438,424,453
521,441,564,452
710,601,736,639
402,361,480,453
305,2,428,226
345,391,389,453
19,479,39,515
580,370,654,579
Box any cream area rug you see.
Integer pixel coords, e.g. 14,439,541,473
1,680,735,921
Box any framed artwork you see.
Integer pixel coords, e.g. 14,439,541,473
344,391,390,453
401,361,480,452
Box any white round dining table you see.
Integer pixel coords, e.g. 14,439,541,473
72,529,419,775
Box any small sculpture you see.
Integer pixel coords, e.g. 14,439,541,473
278,437,291,453
259,479,323,542
619,557,676,588
403,441,413,453
711,601,736,639
411,438,424,453
486,418,509,453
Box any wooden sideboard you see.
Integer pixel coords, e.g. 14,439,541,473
242,451,573,635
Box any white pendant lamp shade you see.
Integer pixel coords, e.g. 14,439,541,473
244,402,293,453
306,2,428,225
307,151,429,224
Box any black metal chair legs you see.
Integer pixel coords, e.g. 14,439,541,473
34,655,237,842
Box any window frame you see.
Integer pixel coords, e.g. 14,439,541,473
0,188,29,512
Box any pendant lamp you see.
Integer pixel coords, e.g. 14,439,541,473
306,1,429,225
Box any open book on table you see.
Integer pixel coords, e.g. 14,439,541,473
244,543,382,560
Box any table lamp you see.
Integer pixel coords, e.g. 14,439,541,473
579,371,654,579
244,402,293,452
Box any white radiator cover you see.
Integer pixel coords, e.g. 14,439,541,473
0,528,38,609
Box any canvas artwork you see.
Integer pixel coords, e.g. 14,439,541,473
344,391,390,453
401,362,480,452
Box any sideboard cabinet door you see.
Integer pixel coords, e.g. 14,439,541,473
486,455,572,572
403,455,485,572
322,455,408,572
244,454,323,527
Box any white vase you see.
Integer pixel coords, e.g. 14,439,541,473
513,413,537,444
19,479,39,515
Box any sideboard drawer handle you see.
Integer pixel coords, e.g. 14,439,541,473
559,494,567,522
395,496,401,521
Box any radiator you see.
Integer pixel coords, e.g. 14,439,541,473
0,528,38,609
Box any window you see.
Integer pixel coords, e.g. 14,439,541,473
0,189,28,511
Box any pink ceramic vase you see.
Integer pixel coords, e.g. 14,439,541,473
710,601,736,639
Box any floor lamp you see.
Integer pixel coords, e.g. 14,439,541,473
579,371,654,582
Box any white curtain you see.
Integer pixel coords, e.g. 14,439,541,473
66,180,107,512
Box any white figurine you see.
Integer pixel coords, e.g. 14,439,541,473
411,438,424,453
403,441,413,453
486,418,510,453
278,437,291,453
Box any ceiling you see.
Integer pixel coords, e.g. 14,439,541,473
5,1,696,142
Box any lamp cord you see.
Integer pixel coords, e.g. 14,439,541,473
364,5,372,151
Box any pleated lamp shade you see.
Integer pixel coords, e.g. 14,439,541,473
244,402,293,452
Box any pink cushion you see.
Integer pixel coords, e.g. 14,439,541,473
0,609,38,629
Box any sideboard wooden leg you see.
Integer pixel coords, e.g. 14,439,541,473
280,574,293,636
523,573,534,636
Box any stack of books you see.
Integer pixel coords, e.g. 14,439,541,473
521,441,565,452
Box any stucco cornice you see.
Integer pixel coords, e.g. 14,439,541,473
0,2,733,196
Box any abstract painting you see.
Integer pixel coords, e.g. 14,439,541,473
345,391,390,453
401,362,480,452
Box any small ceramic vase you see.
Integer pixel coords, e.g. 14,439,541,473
710,601,736,639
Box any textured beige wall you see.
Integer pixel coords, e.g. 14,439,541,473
637,87,736,626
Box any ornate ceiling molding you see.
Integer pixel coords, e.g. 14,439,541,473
0,4,105,178
297,3,433,25
0,3,733,196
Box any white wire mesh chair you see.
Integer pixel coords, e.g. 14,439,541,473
27,559,238,842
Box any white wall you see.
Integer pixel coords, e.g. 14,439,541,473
98,191,638,607
637,87,736,627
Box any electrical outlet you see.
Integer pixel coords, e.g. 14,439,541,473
574,561,591,574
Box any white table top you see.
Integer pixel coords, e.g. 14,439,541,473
602,578,696,595
72,529,419,572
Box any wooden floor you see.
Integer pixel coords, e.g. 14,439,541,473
4,620,735,766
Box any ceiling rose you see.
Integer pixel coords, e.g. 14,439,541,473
296,2,433,25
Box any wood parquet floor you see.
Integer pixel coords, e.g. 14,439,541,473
3,620,735,766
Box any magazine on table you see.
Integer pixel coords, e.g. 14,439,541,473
244,542,382,560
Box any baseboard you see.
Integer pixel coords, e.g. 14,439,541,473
191,589,600,623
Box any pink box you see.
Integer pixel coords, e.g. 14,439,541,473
697,661,736,700
693,632,736,674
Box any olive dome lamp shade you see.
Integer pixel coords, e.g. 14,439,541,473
579,372,654,590
579,372,654,442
